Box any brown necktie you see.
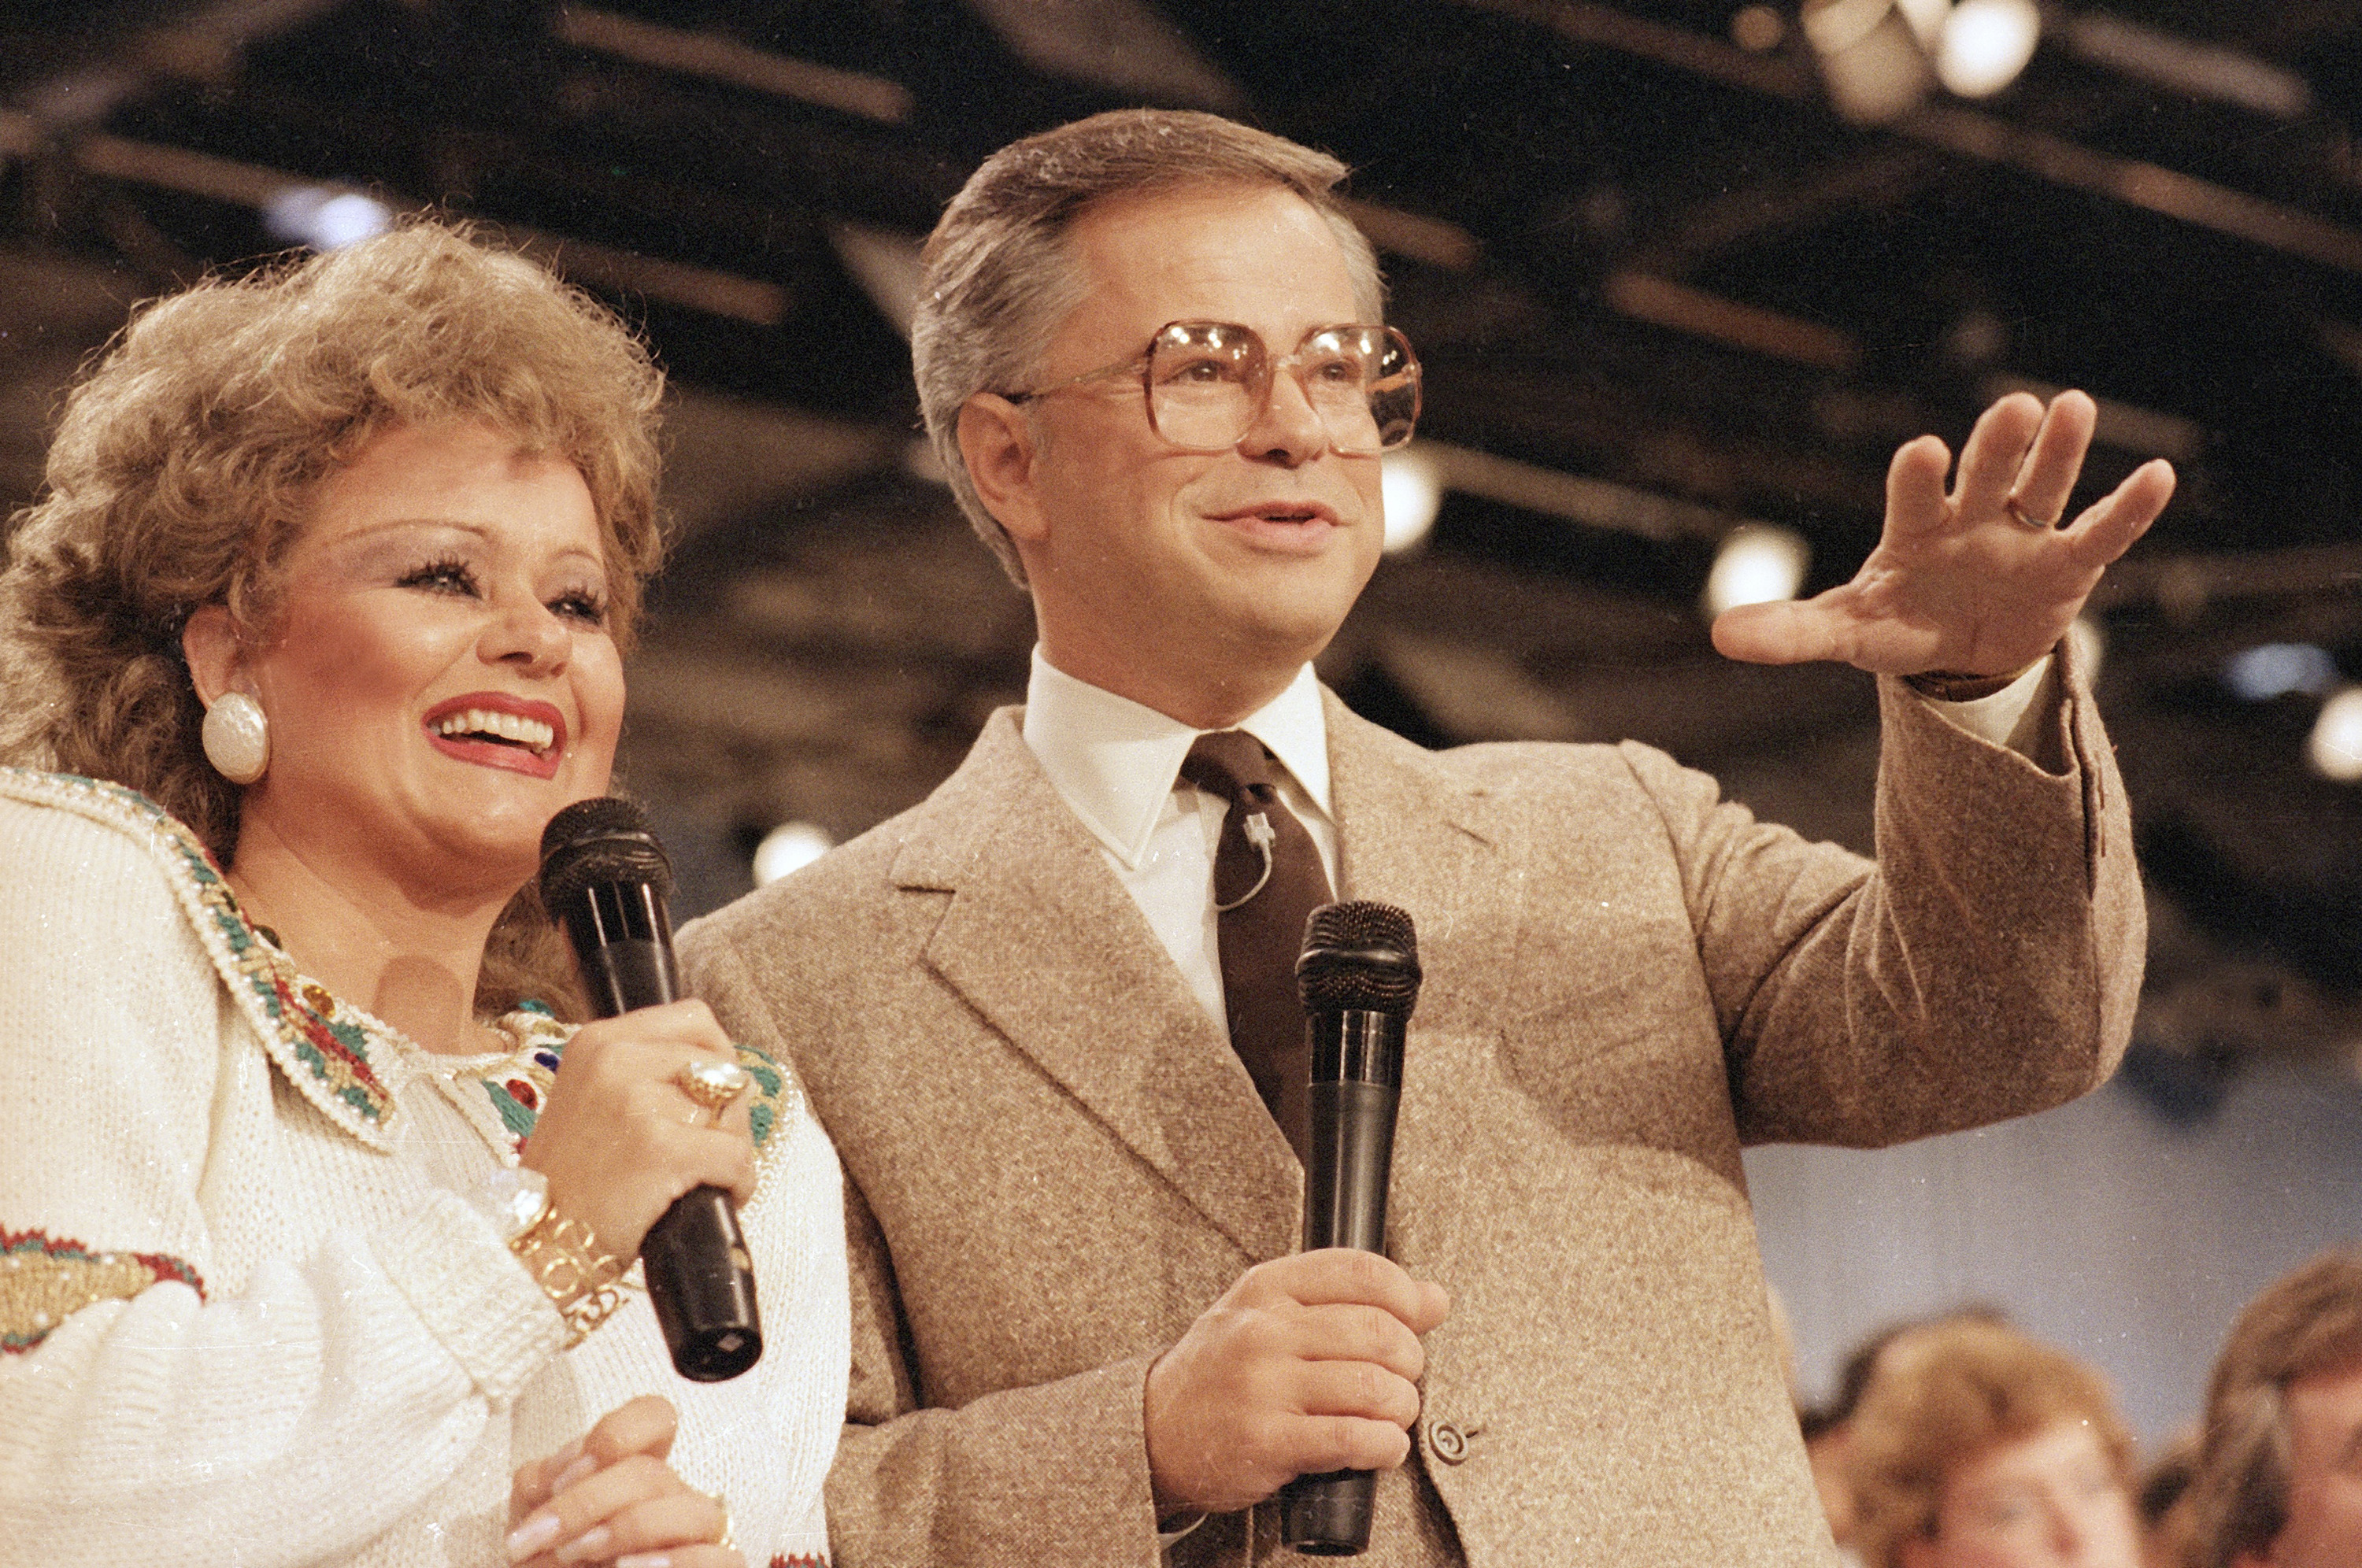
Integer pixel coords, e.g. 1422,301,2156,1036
1180,730,1334,1162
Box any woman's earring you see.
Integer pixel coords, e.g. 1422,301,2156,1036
201,692,269,784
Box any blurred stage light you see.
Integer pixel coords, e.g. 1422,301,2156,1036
2308,689,2362,782
2225,642,2339,702
1937,0,2040,98
1801,0,1934,124
753,821,834,886
1704,524,1811,619
264,187,392,251
1731,5,1785,52
1894,0,1950,50
1381,447,1443,555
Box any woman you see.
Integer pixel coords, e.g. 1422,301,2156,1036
0,221,845,1566
1849,1318,2142,1568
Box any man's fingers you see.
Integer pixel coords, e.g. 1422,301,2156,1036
1710,599,1846,667
2004,390,2097,527
1298,1412,1417,1476
2064,457,2176,570
1883,433,1953,538
1292,1300,1431,1382
1271,1248,1449,1332
1293,1355,1427,1428
1952,392,2045,520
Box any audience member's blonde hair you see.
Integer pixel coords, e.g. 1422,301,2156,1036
2189,1250,2362,1568
0,218,666,1015
1851,1318,2138,1568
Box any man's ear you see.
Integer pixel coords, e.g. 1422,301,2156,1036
957,394,1050,545
180,604,249,707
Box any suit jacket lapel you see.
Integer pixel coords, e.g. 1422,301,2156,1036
893,712,1301,1263
1324,690,1510,1035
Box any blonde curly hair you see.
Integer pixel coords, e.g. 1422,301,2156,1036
1849,1318,2137,1568
0,218,667,1017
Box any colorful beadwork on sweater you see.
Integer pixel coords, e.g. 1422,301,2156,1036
768,1555,830,1567
0,769,401,1146
442,1008,798,1163
1,1228,205,1354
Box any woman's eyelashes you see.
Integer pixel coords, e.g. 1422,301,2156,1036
549,586,608,626
393,555,607,626
396,554,479,596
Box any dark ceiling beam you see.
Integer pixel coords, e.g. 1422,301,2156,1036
1457,0,2362,278
46,131,794,324
552,6,916,125
11,0,349,128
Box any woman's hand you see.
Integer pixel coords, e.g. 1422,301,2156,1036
520,999,756,1263
506,1396,742,1568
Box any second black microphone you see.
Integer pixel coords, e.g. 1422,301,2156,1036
540,796,764,1383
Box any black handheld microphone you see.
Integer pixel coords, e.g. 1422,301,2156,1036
539,797,763,1383
1279,900,1423,1558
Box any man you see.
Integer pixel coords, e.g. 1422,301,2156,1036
679,109,2172,1565
2189,1251,2362,1568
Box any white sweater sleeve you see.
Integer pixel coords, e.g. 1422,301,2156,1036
0,793,565,1566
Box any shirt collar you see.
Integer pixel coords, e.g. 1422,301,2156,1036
1021,649,1333,870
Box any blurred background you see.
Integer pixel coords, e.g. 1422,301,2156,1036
3,0,2358,1440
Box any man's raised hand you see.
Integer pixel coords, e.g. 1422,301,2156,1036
1711,390,2175,678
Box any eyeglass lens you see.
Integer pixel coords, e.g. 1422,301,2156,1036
1146,324,1420,455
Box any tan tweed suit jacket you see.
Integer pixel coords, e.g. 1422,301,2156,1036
679,664,2143,1568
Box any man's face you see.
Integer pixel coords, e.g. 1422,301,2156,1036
982,181,1386,719
2247,1361,2362,1568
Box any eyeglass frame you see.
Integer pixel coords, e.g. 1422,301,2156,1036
999,320,1423,456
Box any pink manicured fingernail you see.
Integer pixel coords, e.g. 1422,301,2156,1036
614,1555,673,1568
550,1452,598,1496
553,1525,613,1564
505,1513,561,1562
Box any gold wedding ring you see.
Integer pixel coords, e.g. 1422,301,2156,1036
2004,494,2061,531
674,1060,751,1126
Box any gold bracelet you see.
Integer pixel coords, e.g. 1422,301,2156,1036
509,1207,626,1347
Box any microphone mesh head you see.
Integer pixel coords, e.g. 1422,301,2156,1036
1297,900,1421,1015
539,796,674,915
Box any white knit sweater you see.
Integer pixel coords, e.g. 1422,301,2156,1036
0,770,846,1567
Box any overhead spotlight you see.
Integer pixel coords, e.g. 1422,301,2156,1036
2308,688,2362,782
1380,446,1443,555
263,187,393,251
1703,524,1811,619
1936,0,2040,98
1801,0,1935,124
2225,643,2340,702
753,821,834,886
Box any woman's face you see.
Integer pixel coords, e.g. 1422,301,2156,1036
230,420,625,898
1904,1420,2142,1568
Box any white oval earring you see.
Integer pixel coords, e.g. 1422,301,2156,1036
201,692,270,785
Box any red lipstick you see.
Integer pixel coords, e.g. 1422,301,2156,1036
422,692,568,780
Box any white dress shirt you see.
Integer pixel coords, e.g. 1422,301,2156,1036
1019,646,2055,1038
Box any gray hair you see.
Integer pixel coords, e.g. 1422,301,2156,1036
912,109,1385,585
